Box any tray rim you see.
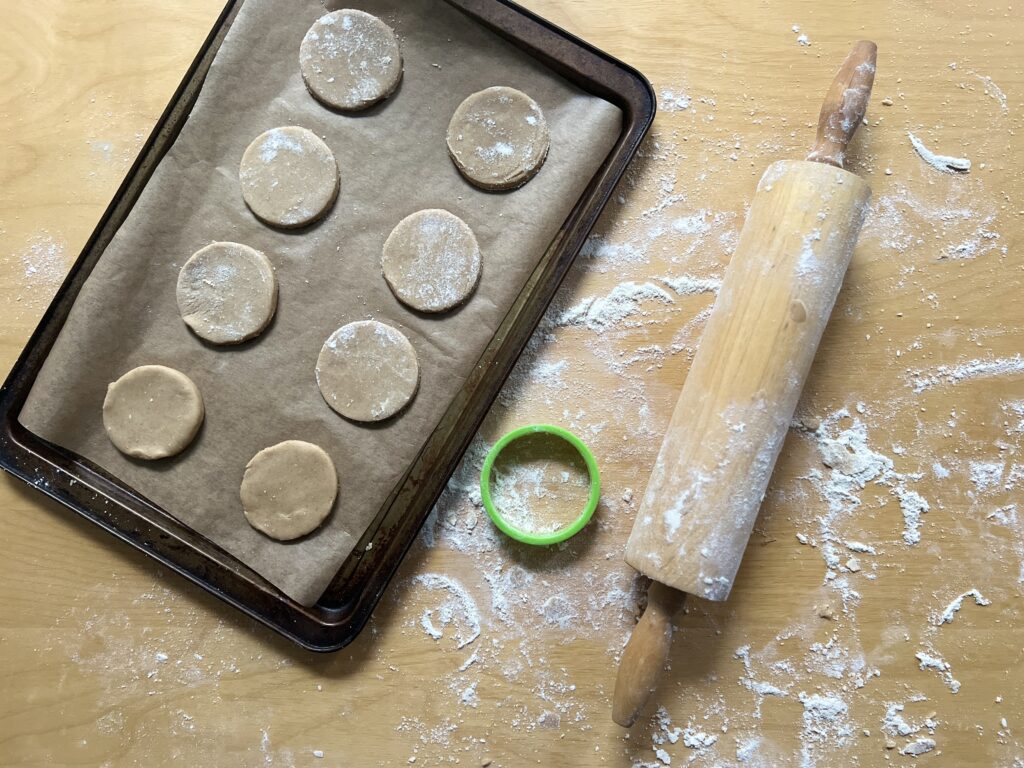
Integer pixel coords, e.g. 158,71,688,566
0,0,656,652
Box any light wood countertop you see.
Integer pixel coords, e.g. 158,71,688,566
1,1,1021,765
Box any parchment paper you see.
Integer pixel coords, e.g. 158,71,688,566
20,0,622,604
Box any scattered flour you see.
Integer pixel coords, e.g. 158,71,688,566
805,409,931,592
935,589,991,625
862,183,1002,260
1004,401,1024,430
969,461,1004,493
901,737,937,756
459,682,480,708
657,274,722,296
882,700,938,739
735,645,789,716
654,707,684,745
682,729,719,750
799,691,852,766
970,72,1008,113
659,89,692,113
894,488,930,546
791,24,811,46
943,227,1001,260
20,233,69,282
910,355,1024,393
410,574,481,650
2,232,71,314
915,650,961,694
557,281,675,332
844,541,876,554
907,132,971,173
736,737,761,762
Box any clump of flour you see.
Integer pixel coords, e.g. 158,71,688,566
934,589,991,626
408,574,481,650
908,132,971,174
800,408,932,603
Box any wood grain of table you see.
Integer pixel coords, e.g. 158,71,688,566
1,1,1021,766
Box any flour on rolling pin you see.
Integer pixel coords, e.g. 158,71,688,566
626,160,870,600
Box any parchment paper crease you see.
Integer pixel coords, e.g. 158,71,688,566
20,0,622,604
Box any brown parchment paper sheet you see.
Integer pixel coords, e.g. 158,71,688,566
19,0,622,605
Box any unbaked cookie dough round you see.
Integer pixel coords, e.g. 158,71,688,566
446,86,550,191
240,440,338,541
239,126,339,229
102,365,204,460
176,242,278,345
381,209,481,313
316,320,419,422
299,9,403,112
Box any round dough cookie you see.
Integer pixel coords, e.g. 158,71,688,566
316,320,419,422
102,365,204,460
446,86,550,191
239,126,339,229
382,209,481,313
176,242,278,344
241,440,338,541
299,9,403,112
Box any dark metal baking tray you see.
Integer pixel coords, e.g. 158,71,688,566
0,0,654,651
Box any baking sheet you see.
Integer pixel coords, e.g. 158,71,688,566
19,0,621,605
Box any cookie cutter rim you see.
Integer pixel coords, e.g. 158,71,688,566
479,424,601,546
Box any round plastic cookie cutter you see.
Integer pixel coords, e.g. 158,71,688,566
480,424,601,546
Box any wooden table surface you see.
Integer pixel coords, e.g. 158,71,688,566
1,1,1021,766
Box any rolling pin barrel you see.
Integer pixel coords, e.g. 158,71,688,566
624,159,871,598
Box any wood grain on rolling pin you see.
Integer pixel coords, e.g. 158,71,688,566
625,159,870,600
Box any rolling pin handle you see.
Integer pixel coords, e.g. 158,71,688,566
806,40,877,169
611,582,687,727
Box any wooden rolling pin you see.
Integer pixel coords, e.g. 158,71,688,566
612,41,877,728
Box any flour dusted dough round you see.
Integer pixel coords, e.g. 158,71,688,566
239,126,339,228
300,9,403,112
382,209,481,313
446,86,550,190
241,440,338,541
176,242,278,344
316,320,419,422
102,365,204,460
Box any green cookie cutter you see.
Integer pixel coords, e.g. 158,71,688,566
480,424,601,546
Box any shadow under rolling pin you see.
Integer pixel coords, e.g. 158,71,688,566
612,41,878,728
